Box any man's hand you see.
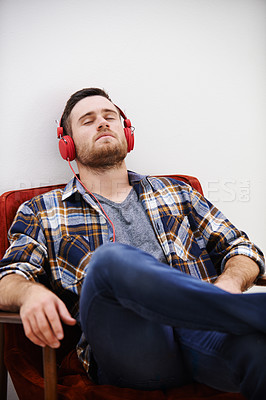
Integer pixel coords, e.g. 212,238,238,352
0,273,76,348
214,255,260,294
20,284,76,348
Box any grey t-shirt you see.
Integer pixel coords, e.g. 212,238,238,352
94,188,167,264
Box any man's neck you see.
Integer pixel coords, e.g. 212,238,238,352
77,161,132,203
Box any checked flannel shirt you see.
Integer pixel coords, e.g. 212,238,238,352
0,171,264,374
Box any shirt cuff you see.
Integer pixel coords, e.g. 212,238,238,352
221,246,265,276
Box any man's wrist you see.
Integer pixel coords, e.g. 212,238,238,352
214,276,243,294
215,255,260,293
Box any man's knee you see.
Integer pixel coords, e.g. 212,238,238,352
91,242,128,263
84,243,132,289
89,242,128,273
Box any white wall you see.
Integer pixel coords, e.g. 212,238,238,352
0,0,265,258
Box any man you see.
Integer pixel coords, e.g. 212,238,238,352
0,88,265,399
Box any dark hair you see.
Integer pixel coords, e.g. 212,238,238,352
60,87,113,136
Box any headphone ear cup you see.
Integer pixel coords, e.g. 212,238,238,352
124,127,134,152
58,135,76,161
123,118,134,152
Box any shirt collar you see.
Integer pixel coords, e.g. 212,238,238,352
128,170,146,185
62,177,79,201
61,170,148,202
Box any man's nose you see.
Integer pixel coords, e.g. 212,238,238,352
97,117,110,130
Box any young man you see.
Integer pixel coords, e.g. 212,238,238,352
0,88,265,399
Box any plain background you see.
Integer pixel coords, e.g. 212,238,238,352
1,1,265,398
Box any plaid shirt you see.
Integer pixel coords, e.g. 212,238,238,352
0,171,264,374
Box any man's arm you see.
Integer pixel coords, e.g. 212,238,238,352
185,184,265,287
0,272,76,348
214,255,260,293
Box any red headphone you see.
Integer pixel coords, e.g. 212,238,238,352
57,106,134,161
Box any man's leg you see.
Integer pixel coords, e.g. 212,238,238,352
80,243,266,391
81,291,190,389
176,328,266,399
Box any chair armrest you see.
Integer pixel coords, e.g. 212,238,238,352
256,275,266,286
0,311,22,324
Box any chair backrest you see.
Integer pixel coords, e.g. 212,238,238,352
0,175,203,260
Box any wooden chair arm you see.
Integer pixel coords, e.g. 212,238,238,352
256,275,266,286
0,311,57,400
0,312,22,324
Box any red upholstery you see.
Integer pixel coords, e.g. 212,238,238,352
0,176,245,399
0,184,65,260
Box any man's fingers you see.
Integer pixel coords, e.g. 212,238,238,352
44,303,65,341
35,311,61,347
22,305,62,348
57,301,76,326
23,316,48,347
36,300,76,345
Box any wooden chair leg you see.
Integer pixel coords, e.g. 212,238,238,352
0,314,58,400
0,323,7,400
43,346,57,400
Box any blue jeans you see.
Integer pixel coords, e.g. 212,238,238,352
79,243,266,399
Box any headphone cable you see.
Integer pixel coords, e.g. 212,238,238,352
67,159,116,242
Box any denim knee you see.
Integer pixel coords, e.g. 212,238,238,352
81,242,132,297
87,242,130,279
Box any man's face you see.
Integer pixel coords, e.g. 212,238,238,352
70,95,128,170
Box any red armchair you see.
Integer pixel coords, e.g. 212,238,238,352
0,175,253,400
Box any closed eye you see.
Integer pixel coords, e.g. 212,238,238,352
103,111,118,121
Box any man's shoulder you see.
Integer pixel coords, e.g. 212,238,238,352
130,172,196,202
19,187,65,214
129,171,191,190
18,179,76,214
148,175,190,189
32,187,65,202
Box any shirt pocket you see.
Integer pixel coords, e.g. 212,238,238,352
55,235,92,294
164,214,204,261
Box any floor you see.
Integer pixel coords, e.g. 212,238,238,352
8,375,18,400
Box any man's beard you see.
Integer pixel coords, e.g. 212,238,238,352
75,140,128,172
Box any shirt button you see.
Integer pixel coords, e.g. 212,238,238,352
109,237,113,242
